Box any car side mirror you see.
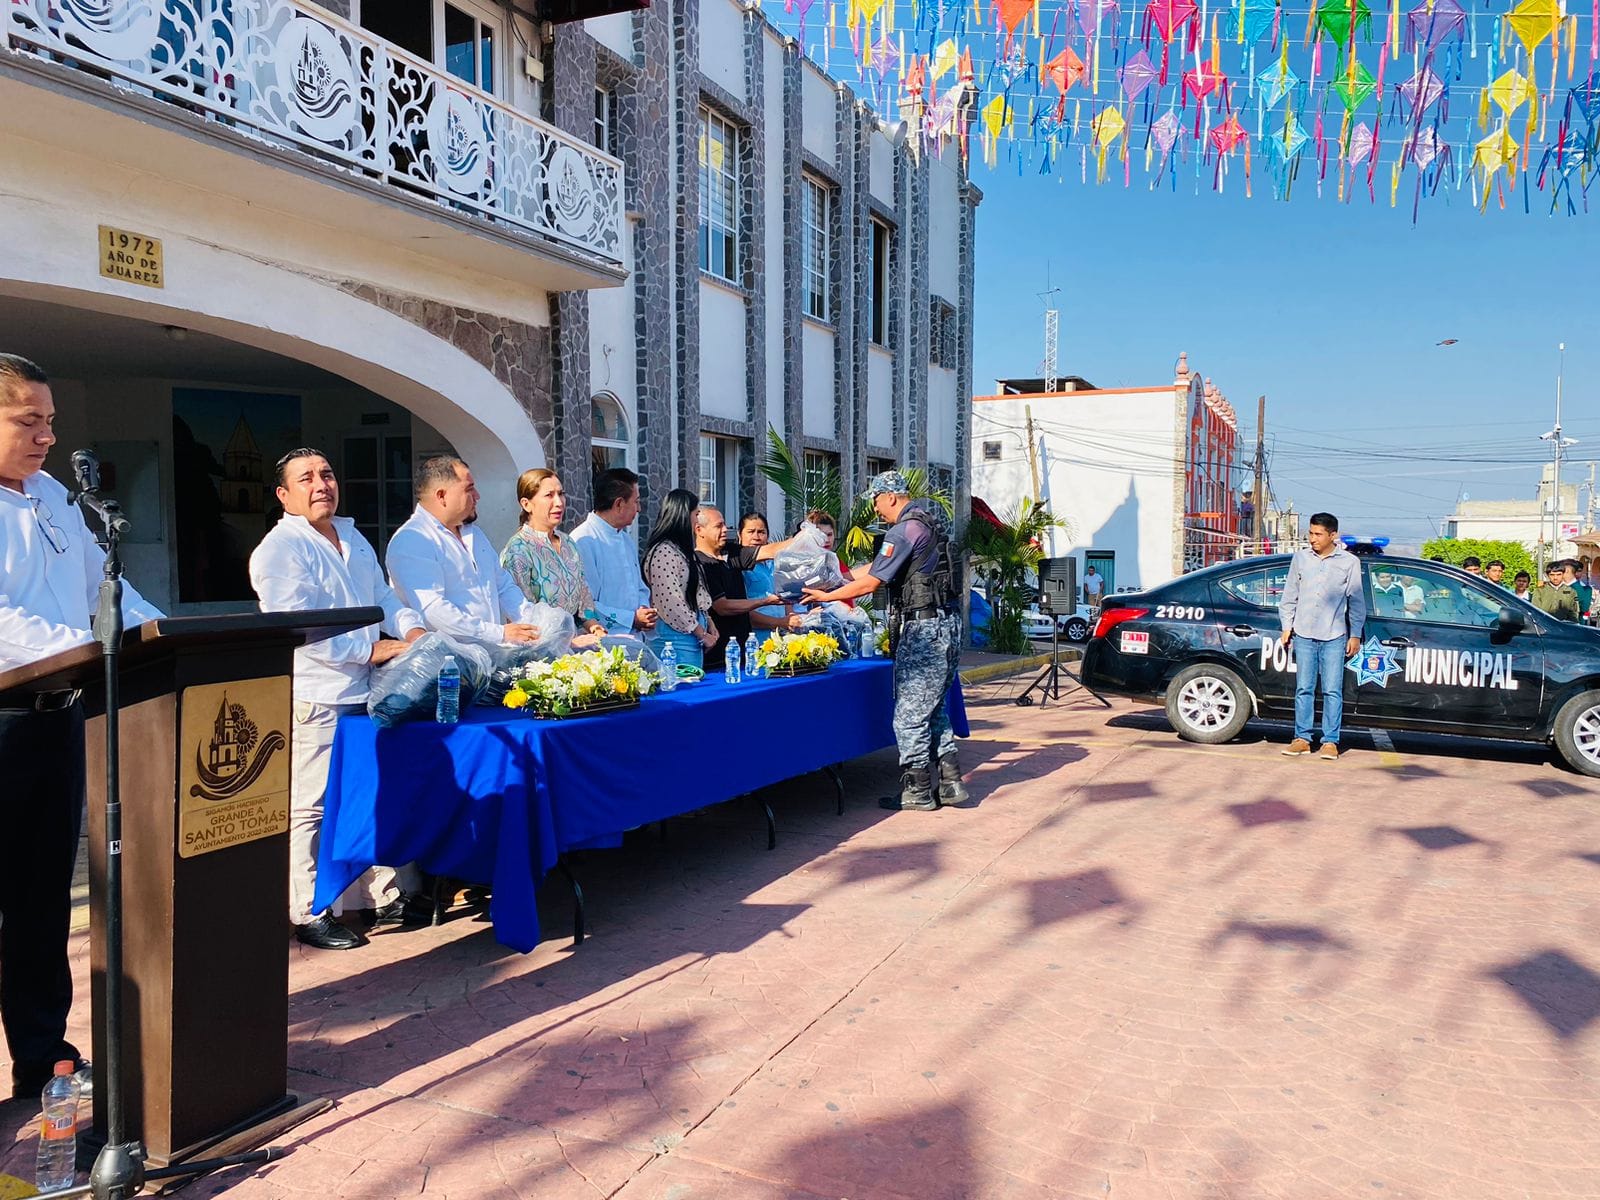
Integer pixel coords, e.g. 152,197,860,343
1496,606,1526,634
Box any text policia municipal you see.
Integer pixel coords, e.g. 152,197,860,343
1257,637,1521,692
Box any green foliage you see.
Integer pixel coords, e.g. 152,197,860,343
963,499,1071,655
757,427,951,566
1419,537,1536,582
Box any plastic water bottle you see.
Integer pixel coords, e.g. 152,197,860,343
724,638,742,684
435,656,460,724
659,639,678,692
36,1061,81,1192
743,632,761,679
861,624,875,659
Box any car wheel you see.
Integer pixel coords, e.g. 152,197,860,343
1064,618,1090,643
1553,688,1600,778
1165,663,1252,745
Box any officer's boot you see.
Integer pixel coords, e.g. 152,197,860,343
936,754,968,806
879,767,938,812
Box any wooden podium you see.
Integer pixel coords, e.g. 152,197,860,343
0,608,381,1166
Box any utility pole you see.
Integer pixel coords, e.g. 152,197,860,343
1024,404,1042,503
1252,395,1266,542
1540,341,1578,568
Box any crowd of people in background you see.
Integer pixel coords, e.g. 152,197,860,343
1442,553,1596,624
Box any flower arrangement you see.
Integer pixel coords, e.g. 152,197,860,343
758,630,844,676
502,645,656,718
875,626,890,656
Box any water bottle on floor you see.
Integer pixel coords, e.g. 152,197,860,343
744,632,761,679
724,638,742,684
659,640,678,692
36,1061,81,1192
435,656,460,724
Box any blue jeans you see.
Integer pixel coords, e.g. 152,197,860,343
649,625,704,672
1293,635,1347,745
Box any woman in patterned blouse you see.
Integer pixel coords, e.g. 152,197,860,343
641,488,717,670
501,469,606,636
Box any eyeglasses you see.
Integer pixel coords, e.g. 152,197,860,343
30,496,68,555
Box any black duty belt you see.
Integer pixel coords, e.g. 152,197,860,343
0,688,82,714
900,607,948,622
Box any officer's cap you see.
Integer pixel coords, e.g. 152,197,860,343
863,470,911,499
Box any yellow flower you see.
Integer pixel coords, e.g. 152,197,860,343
503,689,529,710
612,677,630,695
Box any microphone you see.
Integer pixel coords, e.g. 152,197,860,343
69,448,130,537
71,449,102,495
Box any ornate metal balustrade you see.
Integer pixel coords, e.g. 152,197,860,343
6,0,623,265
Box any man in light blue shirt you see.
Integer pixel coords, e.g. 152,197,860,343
569,467,657,634
1278,512,1365,760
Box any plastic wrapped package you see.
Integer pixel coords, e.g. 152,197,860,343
800,601,870,652
520,601,577,658
769,522,846,599
367,633,493,728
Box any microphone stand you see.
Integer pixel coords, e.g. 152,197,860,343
71,476,280,1199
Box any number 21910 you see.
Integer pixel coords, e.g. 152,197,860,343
1155,604,1205,621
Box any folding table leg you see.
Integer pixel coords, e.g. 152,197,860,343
430,875,447,927
555,859,586,946
761,800,777,851
825,765,845,816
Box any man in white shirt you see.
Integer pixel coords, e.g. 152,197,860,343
569,467,657,634
386,456,552,645
249,449,427,951
0,354,162,1099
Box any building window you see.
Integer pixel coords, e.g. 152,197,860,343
930,298,957,368
359,0,501,95
982,441,1002,462
594,85,618,156
803,450,839,508
591,391,630,477
341,432,413,556
698,107,740,282
699,434,743,518
867,456,895,477
801,175,831,321
870,219,891,345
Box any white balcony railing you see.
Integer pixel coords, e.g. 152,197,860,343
6,0,623,266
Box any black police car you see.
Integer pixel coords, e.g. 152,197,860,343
1081,555,1600,777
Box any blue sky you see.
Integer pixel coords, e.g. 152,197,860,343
968,152,1600,547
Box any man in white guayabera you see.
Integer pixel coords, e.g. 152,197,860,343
249,448,427,951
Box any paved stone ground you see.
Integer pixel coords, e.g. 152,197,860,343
5,683,1600,1199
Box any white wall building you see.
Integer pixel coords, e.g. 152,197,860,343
1444,465,1582,558
970,354,1241,597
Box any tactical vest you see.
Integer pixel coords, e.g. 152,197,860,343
887,507,957,615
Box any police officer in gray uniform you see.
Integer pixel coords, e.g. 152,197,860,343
803,471,964,811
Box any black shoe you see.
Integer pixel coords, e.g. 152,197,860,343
295,914,366,950
11,1054,87,1102
936,756,969,806
372,892,435,928
879,768,938,812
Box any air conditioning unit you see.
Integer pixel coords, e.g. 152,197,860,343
539,0,650,25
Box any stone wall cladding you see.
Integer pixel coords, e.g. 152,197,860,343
628,0,675,513
955,179,981,542
905,155,931,467
738,14,768,513
339,282,555,464
548,27,600,520
831,86,858,505
672,0,703,500
890,143,908,466
778,44,805,533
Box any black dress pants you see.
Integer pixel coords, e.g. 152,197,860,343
0,702,84,1090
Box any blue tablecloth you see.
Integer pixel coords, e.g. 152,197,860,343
316,659,968,951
